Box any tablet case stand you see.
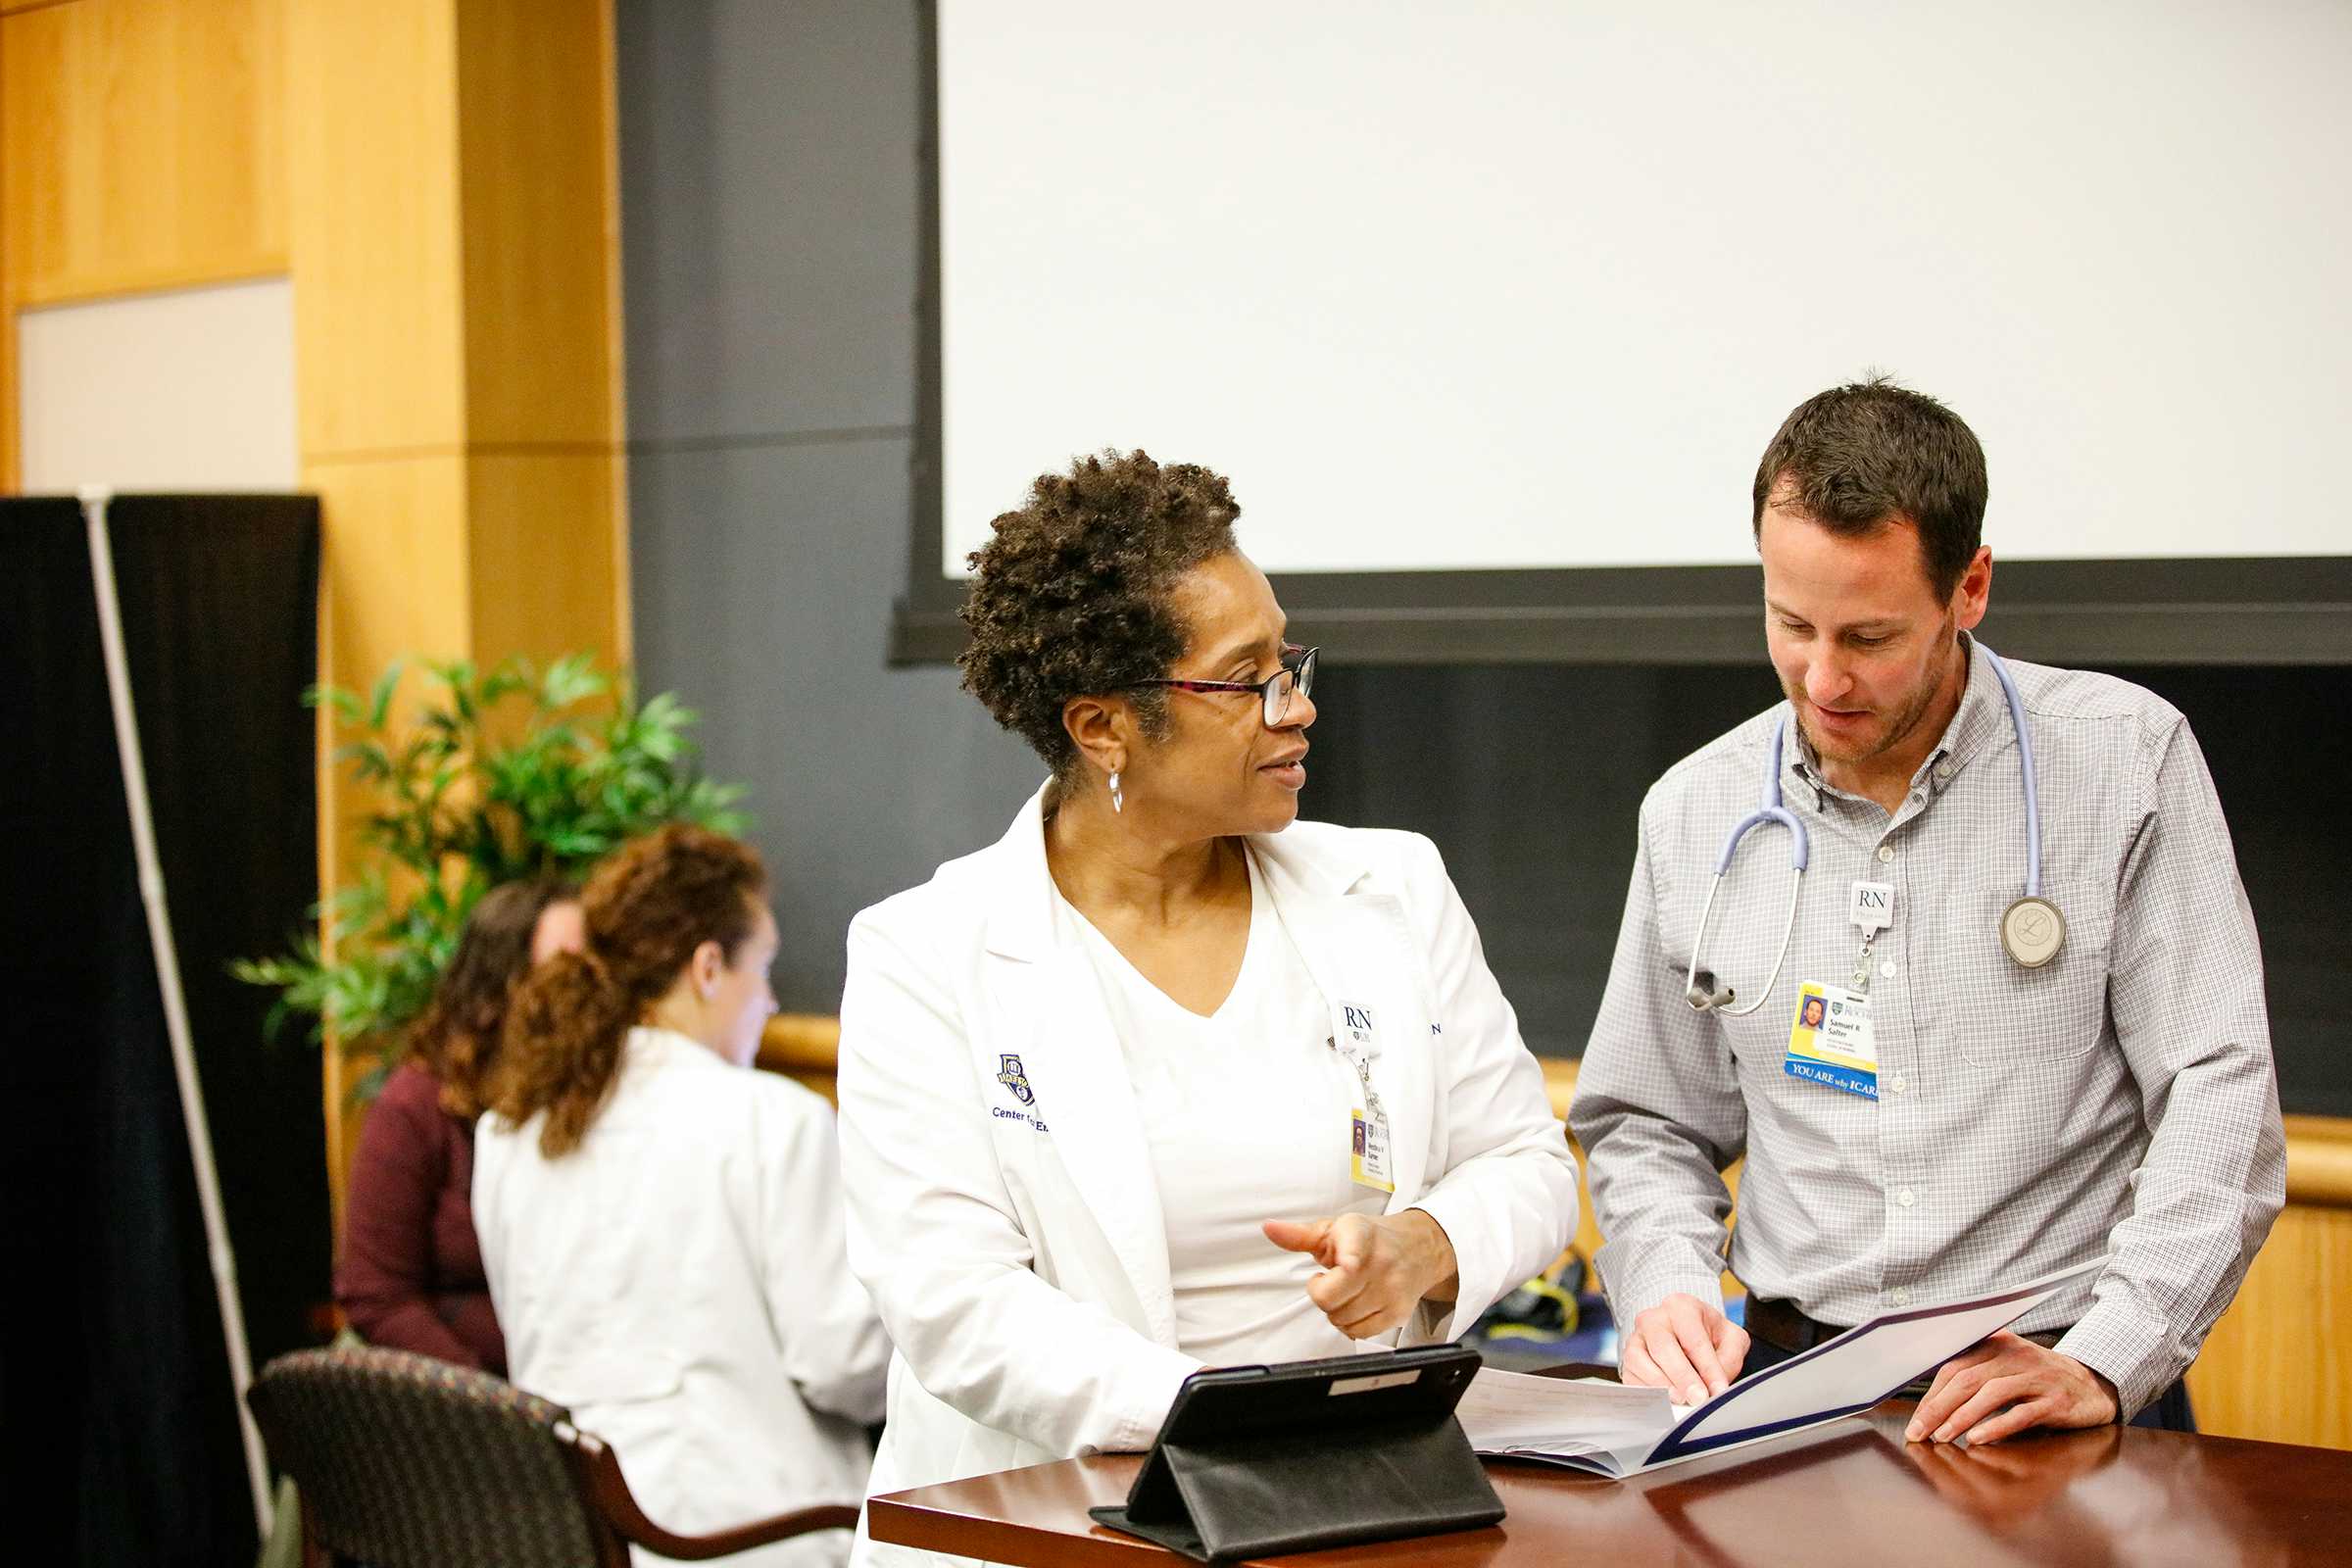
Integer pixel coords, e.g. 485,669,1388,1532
1090,1407,1504,1562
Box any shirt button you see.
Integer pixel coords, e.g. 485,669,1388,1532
1888,1073,1908,1094
1877,845,1895,863
1895,1188,1917,1208
1891,1287,1913,1306
1934,763,1953,783
1880,959,1897,979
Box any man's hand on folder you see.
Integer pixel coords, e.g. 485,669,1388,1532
1263,1210,1459,1339
1905,1331,2120,1446
1620,1294,1750,1405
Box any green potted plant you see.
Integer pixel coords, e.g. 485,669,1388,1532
236,653,749,1101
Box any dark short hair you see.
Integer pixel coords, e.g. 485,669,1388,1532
408,876,575,1119
958,449,1241,773
1750,378,1986,600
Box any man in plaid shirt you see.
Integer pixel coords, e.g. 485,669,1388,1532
1570,379,2283,1445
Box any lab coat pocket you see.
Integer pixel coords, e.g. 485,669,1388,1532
1952,877,2113,1071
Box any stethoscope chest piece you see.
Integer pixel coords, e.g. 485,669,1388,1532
2000,894,2066,968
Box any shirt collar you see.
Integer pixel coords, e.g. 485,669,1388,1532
1925,631,2006,791
624,1024,725,1073
1784,629,1998,806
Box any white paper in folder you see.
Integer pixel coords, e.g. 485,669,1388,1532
1455,1257,2105,1479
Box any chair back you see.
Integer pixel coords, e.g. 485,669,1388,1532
248,1347,614,1568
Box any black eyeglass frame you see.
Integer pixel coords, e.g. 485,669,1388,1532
1127,644,1318,727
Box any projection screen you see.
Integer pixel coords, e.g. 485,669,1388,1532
898,0,2352,662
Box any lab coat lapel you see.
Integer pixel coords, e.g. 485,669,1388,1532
1253,844,1436,1209
1004,950,1176,1344
979,785,1178,1347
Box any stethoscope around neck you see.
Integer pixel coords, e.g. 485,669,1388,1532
1683,644,2062,1016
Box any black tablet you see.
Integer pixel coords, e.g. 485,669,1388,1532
1091,1344,1500,1562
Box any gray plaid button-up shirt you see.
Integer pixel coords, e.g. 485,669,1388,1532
1569,635,2285,1417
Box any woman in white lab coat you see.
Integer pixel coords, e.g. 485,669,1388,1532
475,825,890,1568
837,451,1579,1565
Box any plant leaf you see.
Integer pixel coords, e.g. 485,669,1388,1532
238,650,752,1102
367,660,406,729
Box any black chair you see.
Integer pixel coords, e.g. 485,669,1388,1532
247,1347,859,1568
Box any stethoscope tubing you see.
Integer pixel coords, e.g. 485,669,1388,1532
1685,713,1810,1016
1684,643,2041,1014
1984,647,2042,901
1685,861,1804,1017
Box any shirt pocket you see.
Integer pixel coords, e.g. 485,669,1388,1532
1950,876,2113,1071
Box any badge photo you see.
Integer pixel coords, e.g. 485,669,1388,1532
1784,982,1878,1101
1350,1109,1396,1194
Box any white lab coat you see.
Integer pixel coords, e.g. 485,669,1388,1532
836,787,1579,1566
474,1027,891,1568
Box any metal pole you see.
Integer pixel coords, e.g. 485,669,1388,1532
82,488,274,1536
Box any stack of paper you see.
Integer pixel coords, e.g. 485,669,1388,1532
1454,1258,2104,1479
1454,1372,1697,1477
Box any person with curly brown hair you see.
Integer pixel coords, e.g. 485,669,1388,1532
836,450,1579,1564
473,825,887,1568
335,877,582,1372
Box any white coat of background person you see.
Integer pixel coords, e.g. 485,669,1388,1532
835,452,1580,1567
475,825,890,1568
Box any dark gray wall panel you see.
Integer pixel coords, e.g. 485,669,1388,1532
1298,662,1782,1057
619,0,1038,1012
617,0,923,444
628,437,1039,1009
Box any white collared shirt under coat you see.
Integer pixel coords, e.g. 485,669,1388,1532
474,1026,890,1568
835,786,1580,1565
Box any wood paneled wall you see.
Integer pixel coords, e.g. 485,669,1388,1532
0,0,285,304
287,0,629,1211
4,0,631,1222
0,0,288,489
2185,1117,2352,1449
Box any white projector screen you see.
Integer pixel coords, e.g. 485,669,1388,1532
935,0,2352,585
894,0,2332,662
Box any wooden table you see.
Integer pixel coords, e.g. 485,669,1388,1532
868,1399,2352,1566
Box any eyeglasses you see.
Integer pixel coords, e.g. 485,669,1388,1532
1130,644,1318,727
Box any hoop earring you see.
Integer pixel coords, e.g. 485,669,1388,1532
1108,770,1124,814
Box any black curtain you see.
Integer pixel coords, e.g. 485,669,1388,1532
0,495,325,1566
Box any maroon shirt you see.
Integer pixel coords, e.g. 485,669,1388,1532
335,1061,506,1373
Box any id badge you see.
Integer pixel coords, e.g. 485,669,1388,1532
1350,1107,1396,1193
1784,982,1878,1100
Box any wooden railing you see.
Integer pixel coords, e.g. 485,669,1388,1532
758,1013,845,1103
